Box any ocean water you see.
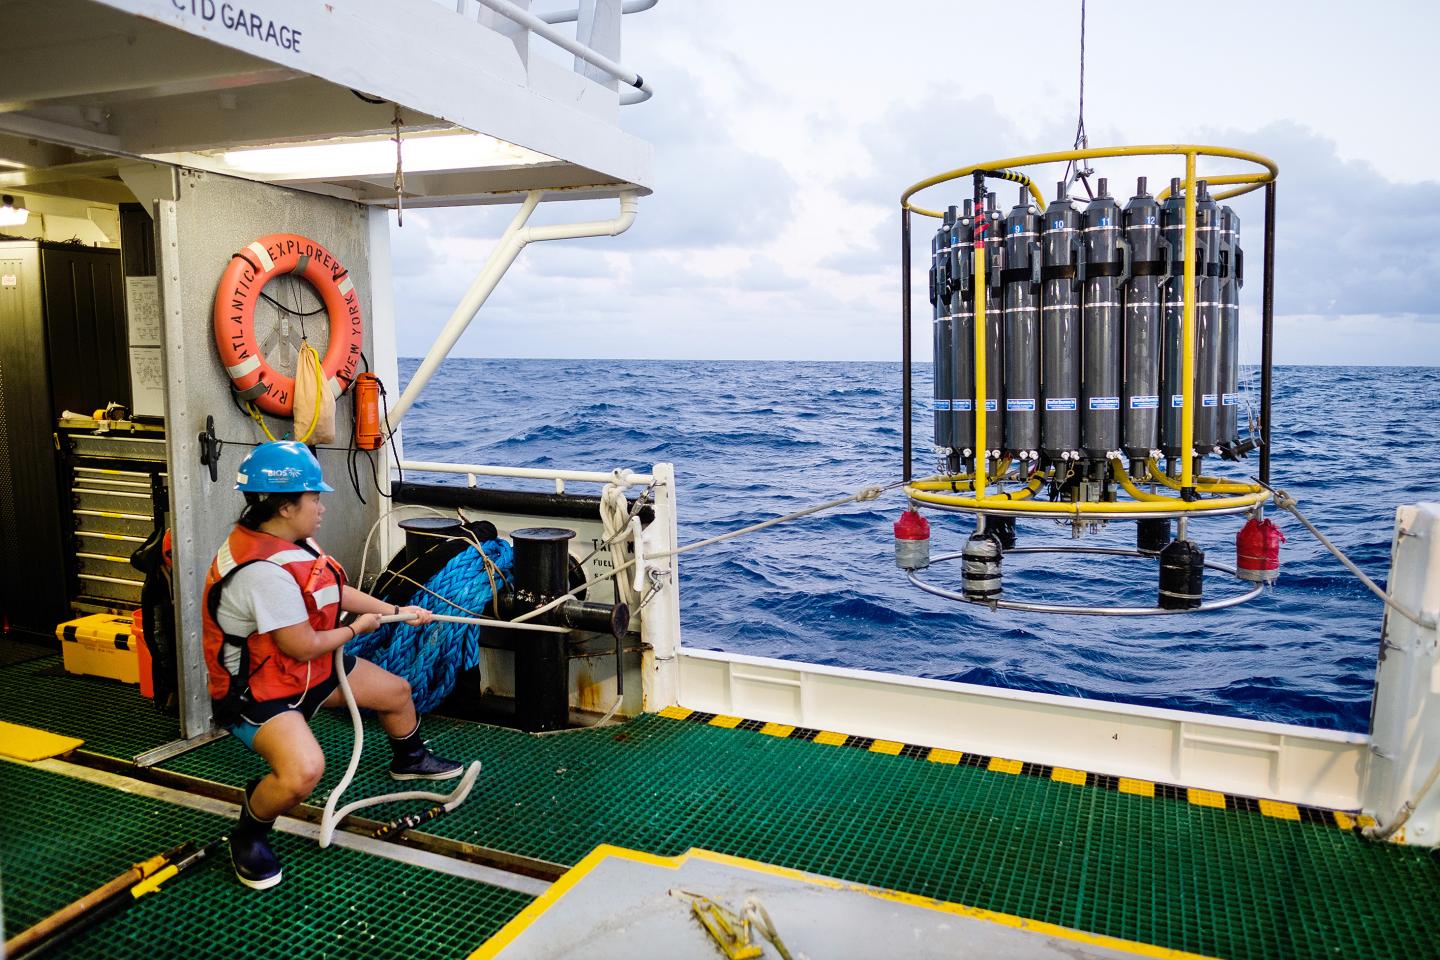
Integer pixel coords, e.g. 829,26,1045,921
398,359,1440,734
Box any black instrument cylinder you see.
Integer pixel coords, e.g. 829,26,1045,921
1040,181,1081,461
1193,181,1223,456
982,193,1004,457
1081,179,1126,460
1158,538,1205,610
952,201,976,456
511,527,575,732
1002,188,1042,459
1122,177,1164,461
1219,206,1243,451
931,209,955,455
1159,179,1189,458
1136,517,1171,555
962,531,1002,600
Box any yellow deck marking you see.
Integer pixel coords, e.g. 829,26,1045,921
1333,811,1355,830
1188,789,1227,810
708,714,742,729
927,748,962,765
813,730,847,747
1051,767,1087,786
869,740,903,756
0,721,84,761
468,845,1218,960
1118,778,1155,798
1359,814,1377,828
759,722,794,738
657,706,692,721
1258,799,1300,821
988,757,1023,775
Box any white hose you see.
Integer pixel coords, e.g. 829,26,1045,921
317,643,481,849
1363,756,1440,842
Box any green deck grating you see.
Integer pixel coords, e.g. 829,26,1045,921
0,762,532,958
0,654,179,759
157,709,1440,960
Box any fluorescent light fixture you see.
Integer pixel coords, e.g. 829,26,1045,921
222,133,554,179
0,195,28,227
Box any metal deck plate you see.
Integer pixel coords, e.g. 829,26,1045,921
476,845,1211,960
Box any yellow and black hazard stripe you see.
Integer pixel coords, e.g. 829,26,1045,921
656,706,1374,832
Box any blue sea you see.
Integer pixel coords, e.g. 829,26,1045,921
399,360,1440,734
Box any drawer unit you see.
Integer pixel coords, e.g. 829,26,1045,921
62,427,167,612
67,432,167,463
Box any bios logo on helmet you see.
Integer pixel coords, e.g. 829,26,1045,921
170,1,303,54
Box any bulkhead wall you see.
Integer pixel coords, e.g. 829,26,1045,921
160,167,381,734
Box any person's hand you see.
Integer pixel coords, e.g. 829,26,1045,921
399,605,434,626
350,613,383,636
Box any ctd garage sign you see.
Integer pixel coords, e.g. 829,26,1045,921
169,0,303,53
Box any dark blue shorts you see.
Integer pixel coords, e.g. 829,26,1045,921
223,653,357,752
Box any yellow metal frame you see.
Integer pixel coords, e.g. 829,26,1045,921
902,144,1277,515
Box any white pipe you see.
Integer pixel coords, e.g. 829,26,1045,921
539,0,657,25
387,191,638,427
400,460,653,486
472,0,654,103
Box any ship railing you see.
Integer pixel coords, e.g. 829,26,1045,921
443,0,657,104
398,459,653,496
394,457,684,705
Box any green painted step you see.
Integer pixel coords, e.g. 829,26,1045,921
0,762,532,959
157,710,1440,960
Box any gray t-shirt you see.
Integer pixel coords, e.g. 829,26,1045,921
215,561,310,638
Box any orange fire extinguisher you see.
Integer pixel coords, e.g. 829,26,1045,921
354,372,384,450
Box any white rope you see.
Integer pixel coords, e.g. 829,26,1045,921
510,481,898,625
318,644,481,849
1270,488,1435,629
600,481,640,610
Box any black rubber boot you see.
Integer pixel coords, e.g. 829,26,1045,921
230,778,283,890
388,724,464,781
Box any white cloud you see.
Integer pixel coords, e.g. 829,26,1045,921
391,0,1440,365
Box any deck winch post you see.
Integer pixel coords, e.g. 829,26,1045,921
387,190,638,429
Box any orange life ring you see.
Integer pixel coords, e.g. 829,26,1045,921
213,232,362,417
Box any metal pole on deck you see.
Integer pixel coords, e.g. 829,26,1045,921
902,205,913,483
1260,181,1276,485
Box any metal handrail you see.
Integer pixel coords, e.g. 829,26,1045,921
401,460,655,496
539,0,657,25
470,0,655,104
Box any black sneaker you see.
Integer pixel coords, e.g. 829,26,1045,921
389,747,464,781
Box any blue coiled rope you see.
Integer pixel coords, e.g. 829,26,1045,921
347,538,514,714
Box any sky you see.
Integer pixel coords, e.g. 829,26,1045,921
390,0,1440,365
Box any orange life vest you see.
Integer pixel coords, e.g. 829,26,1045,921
202,525,346,715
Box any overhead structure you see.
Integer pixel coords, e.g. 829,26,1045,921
0,0,654,207
897,145,1280,615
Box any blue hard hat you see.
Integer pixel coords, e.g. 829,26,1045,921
235,441,334,493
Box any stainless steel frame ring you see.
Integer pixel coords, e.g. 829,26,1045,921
908,545,1265,616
